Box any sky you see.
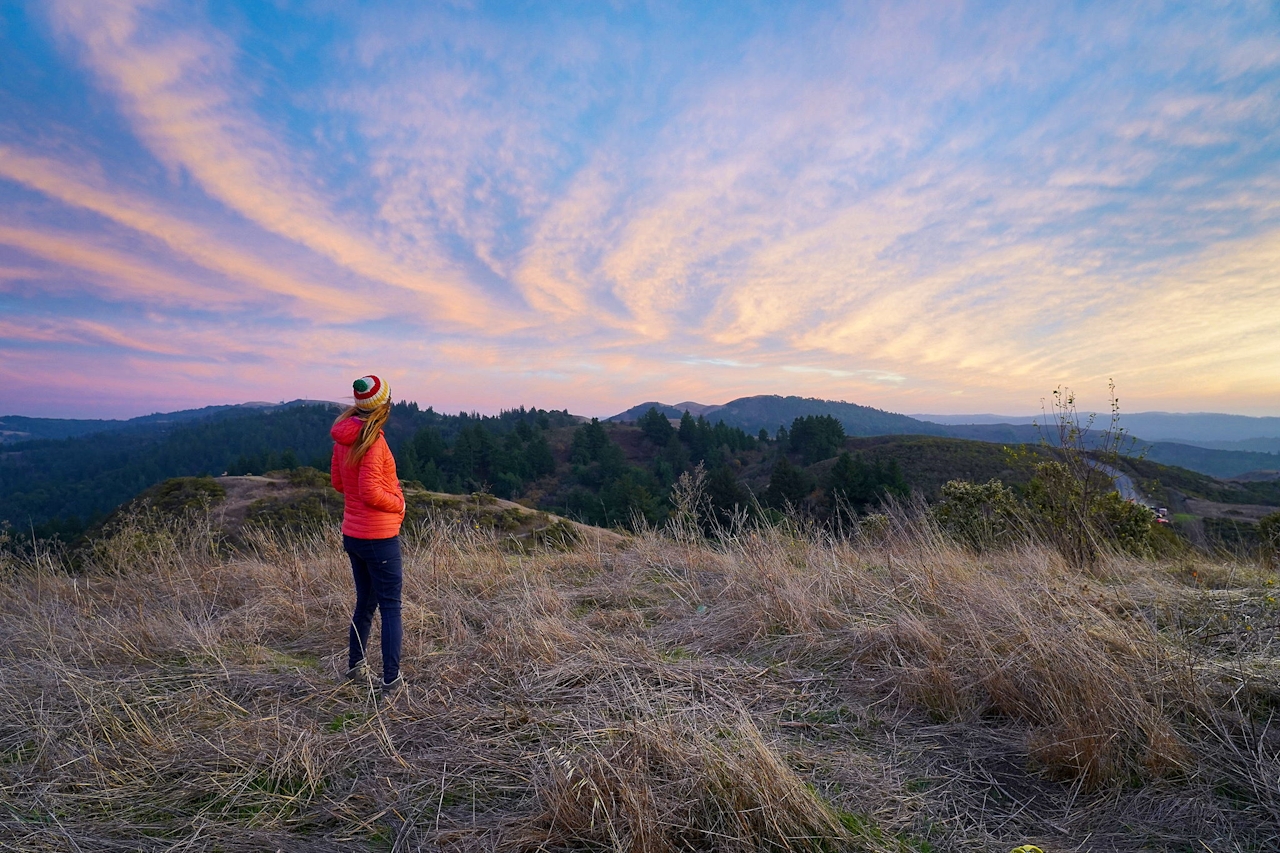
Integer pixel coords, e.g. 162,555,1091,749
1,0,1279,420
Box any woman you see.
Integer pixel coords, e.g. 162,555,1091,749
331,374,406,695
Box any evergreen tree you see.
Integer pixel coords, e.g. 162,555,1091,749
639,407,676,445
453,423,495,486
825,451,908,514
398,441,420,482
706,464,752,529
419,459,442,491
523,431,556,479
570,418,610,464
600,473,661,527
789,415,845,465
880,458,908,501
493,471,523,499
678,411,697,446
499,431,525,478
569,419,626,485
766,457,811,509
411,427,447,469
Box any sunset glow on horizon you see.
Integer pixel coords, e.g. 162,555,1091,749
2,1,1278,419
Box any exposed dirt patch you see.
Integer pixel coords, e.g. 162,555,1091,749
1183,498,1278,523
1231,470,1280,483
217,474,296,530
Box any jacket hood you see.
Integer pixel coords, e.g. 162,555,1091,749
330,416,363,446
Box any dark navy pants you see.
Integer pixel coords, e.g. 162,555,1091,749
343,534,403,684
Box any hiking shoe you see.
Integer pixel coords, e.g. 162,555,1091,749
345,661,369,682
378,674,405,698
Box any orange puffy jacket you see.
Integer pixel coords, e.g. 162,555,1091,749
330,416,405,539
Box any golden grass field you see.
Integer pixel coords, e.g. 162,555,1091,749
2,503,1279,852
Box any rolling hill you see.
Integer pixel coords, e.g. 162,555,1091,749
611,394,950,437
0,400,341,444
612,395,1280,479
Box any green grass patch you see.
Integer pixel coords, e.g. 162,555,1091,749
835,810,936,852
327,712,360,732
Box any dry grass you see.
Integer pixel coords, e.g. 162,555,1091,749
2,506,1279,851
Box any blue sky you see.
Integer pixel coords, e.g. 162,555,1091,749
1,0,1278,418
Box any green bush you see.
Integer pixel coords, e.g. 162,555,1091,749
1022,382,1158,566
151,477,226,516
285,466,329,488
1024,461,1156,562
246,493,342,531
1091,492,1157,559
931,478,1020,552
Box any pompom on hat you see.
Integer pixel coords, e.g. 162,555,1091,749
352,375,391,411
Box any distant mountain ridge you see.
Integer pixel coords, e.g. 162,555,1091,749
912,411,1280,443
613,401,723,420
1188,437,1280,454
612,395,1279,479
0,400,340,444
910,413,1039,426
1141,442,1280,480
610,395,950,437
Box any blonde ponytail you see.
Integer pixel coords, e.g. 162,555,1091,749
334,402,391,466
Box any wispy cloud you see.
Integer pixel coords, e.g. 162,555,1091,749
678,358,760,369
782,366,907,385
1,1,1277,416
0,147,365,316
45,0,508,329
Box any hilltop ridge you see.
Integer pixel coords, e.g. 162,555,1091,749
0,399,341,444
610,394,947,437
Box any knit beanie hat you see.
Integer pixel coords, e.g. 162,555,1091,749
352,375,390,411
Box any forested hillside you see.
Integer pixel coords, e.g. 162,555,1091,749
1142,441,1280,479
6,399,1280,546
0,402,580,539
398,408,764,529
0,405,341,539
0,402,323,443
0,403,922,539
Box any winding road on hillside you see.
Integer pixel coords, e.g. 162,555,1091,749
1097,463,1144,504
